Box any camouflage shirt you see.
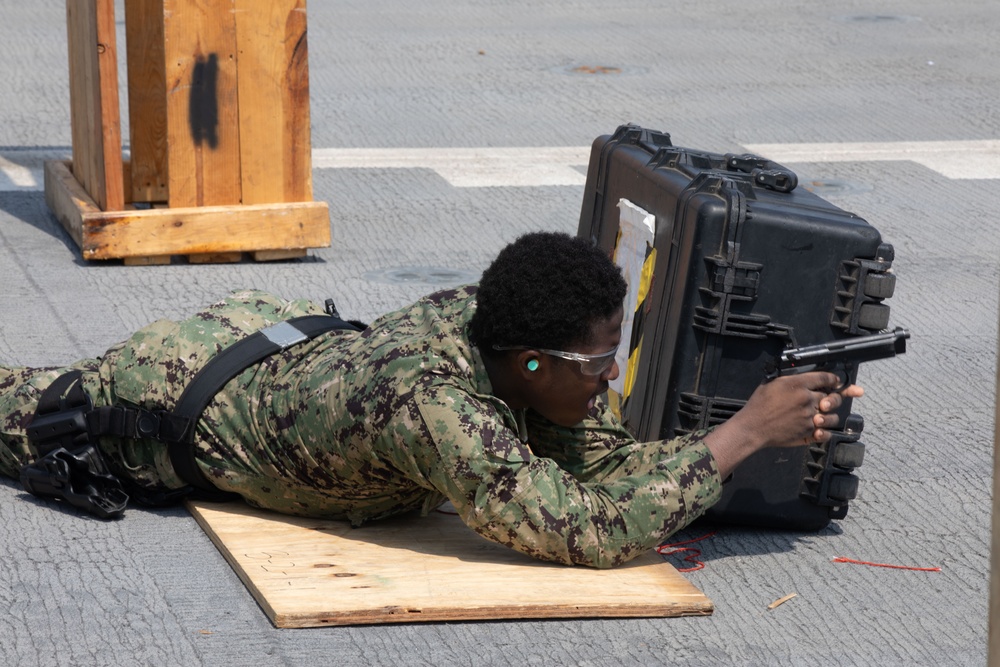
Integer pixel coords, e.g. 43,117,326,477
1,286,722,567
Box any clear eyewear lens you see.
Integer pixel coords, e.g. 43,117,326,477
576,350,618,376
546,348,617,376
493,344,619,376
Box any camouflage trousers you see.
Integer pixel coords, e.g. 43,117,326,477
0,361,107,481
0,289,327,495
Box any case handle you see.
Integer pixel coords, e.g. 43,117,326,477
724,153,798,193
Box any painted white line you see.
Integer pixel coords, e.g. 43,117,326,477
0,155,45,190
3,141,999,192
0,149,70,192
312,146,591,187
742,140,1000,180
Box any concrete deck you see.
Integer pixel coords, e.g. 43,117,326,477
0,1,994,665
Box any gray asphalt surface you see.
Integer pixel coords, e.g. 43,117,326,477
0,1,994,665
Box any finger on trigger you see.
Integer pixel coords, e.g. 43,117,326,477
809,371,842,392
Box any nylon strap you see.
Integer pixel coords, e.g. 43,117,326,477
36,369,87,414
164,314,360,493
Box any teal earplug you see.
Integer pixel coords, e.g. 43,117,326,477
526,359,539,372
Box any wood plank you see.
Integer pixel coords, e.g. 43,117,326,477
65,0,96,205
187,501,714,628
124,255,173,266
43,160,93,249
65,0,124,211
46,161,329,261
93,0,124,211
163,0,242,207
188,252,244,263
234,0,313,204
77,200,331,259
251,249,308,261
124,0,169,203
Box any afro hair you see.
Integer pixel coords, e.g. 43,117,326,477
470,231,627,353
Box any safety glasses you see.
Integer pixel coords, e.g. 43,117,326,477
493,344,619,376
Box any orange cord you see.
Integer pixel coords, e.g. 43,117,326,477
656,530,717,572
832,556,941,572
656,532,942,574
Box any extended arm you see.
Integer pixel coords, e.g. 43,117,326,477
384,385,723,568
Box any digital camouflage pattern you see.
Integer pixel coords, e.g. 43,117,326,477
0,286,722,568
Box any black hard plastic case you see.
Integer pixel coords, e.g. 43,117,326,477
578,124,896,529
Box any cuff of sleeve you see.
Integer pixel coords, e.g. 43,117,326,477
667,440,724,518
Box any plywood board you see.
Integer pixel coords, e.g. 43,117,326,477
187,500,714,628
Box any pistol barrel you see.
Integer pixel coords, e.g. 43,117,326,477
775,327,910,376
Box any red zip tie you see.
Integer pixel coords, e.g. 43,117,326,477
656,530,717,572
832,556,941,572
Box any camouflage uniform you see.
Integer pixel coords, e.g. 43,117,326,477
0,286,722,568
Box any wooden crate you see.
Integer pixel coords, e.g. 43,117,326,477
45,0,330,264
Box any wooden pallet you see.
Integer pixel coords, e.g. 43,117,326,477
188,500,714,628
47,0,330,264
45,159,328,264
